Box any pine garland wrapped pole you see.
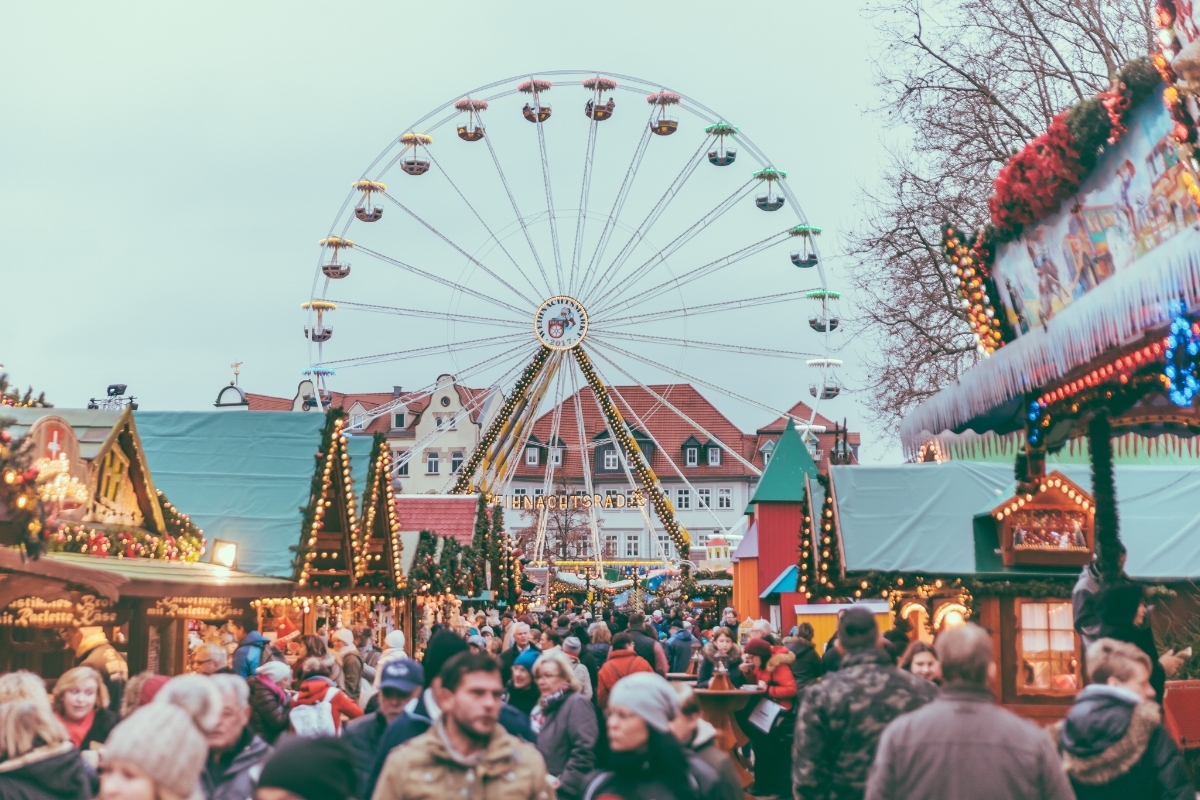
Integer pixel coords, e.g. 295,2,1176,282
1089,410,1122,583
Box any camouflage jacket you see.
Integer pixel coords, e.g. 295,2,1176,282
791,649,937,800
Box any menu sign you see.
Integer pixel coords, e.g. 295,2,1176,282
146,596,244,620
0,594,118,628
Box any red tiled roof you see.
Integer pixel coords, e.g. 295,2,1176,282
752,399,861,471
757,400,838,433
245,393,293,411
512,384,761,481
395,495,479,545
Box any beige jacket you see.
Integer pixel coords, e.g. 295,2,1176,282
372,717,556,800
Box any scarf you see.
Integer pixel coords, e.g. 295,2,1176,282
530,687,571,733
59,709,94,749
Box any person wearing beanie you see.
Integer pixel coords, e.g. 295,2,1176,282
256,737,359,800
560,636,593,700
733,638,797,797
364,632,536,800
505,647,542,715
382,629,406,656
597,633,654,710
100,683,218,800
331,628,366,706
584,672,724,800
794,606,936,800
248,660,294,744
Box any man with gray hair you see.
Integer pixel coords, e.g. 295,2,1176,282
500,621,536,684
863,623,1074,800
202,673,273,800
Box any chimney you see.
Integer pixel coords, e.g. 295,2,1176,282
392,385,403,397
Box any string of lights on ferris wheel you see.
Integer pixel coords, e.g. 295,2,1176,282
304,71,845,566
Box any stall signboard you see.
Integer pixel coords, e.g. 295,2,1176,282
991,87,1200,335
145,596,245,620
0,594,118,628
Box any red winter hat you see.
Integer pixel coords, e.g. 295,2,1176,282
744,637,773,661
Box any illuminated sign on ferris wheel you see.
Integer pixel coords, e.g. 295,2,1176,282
534,296,589,351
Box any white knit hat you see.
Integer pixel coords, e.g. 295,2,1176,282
256,660,293,684
384,630,406,651
608,672,679,733
104,694,210,799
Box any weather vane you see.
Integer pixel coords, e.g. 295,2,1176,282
231,361,243,387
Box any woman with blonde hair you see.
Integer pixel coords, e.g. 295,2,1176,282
530,649,597,800
52,665,118,754
0,670,52,707
98,677,221,800
0,698,91,798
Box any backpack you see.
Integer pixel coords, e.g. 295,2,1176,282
289,686,339,738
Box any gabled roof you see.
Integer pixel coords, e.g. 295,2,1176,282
749,420,818,503
395,494,479,546
513,384,760,480
830,462,1200,580
2,407,124,462
757,400,838,433
244,393,292,411
246,384,492,435
732,520,758,560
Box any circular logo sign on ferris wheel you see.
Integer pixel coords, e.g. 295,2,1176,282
534,296,589,350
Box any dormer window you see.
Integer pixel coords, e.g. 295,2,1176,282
526,447,540,466
551,447,563,466
685,447,698,467
760,439,775,466
604,450,619,470
707,447,721,466
350,414,366,430
393,412,405,429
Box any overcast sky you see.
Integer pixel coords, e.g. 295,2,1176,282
3,1,901,462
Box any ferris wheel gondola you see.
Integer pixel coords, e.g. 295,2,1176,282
647,91,680,136
706,122,737,166
519,79,552,123
398,133,433,175
583,76,617,121
319,237,353,279
455,98,489,141
352,182,386,223
306,69,844,576
790,225,820,268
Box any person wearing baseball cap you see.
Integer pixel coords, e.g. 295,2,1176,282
343,657,423,792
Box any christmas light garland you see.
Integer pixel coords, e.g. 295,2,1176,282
354,434,404,592
942,223,1011,354
296,410,361,589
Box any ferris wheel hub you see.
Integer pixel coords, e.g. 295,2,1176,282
534,296,589,351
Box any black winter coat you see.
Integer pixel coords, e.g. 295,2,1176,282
1058,686,1191,800
246,676,290,743
696,641,744,689
0,742,93,800
783,636,823,691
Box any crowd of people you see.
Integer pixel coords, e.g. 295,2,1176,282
0,580,1193,800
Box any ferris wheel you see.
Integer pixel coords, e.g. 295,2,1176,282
303,70,843,566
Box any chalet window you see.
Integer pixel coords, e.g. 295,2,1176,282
551,447,563,466
526,447,539,466
685,447,698,467
394,450,409,476
761,439,775,466
426,452,439,474
604,450,619,470
718,487,732,509
451,452,463,473
698,488,711,508
708,447,721,466
625,534,640,557
677,489,690,509
393,412,405,428
1017,599,1079,696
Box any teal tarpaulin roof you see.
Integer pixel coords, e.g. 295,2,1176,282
135,412,373,579
761,564,797,597
750,420,818,504
830,462,1200,581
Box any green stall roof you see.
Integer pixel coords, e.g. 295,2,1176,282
135,411,373,579
749,419,818,504
830,462,1200,582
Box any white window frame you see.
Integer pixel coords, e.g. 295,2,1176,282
513,488,528,497
526,447,539,466
625,534,640,557
393,412,405,429
394,450,409,477
604,534,619,558
718,487,732,509
350,413,366,430
604,450,619,470
451,452,464,474
656,534,672,558
533,488,545,498
685,447,698,467
698,488,712,508
426,451,439,474
677,489,691,509
551,447,563,466
708,447,722,466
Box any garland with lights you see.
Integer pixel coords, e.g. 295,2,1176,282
573,347,690,555
437,534,472,596
1,374,53,556
452,347,551,494
1164,312,1200,406
1153,1,1200,151
157,489,205,548
942,223,1013,354
796,481,817,599
354,434,404,592
812,473,843,598
295,409,361,589
48,521,204,562
491,501,521,605
406,530,443,595
1088,411,1122,583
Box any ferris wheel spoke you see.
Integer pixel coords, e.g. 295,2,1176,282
482,351,563,493
483,135,555,297
567,119,600,299
596,230,789,319
580,135,715,303
326,299,527,329
354,244,532,317
534,113,565,294
591,330,819,360
580,109,655,294
589,338,827,431
378,189,538,308
566,365,604,568
316,332,528,369
425,151,546,301
593,288,825,327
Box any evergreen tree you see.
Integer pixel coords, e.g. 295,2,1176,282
407,530,442,595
